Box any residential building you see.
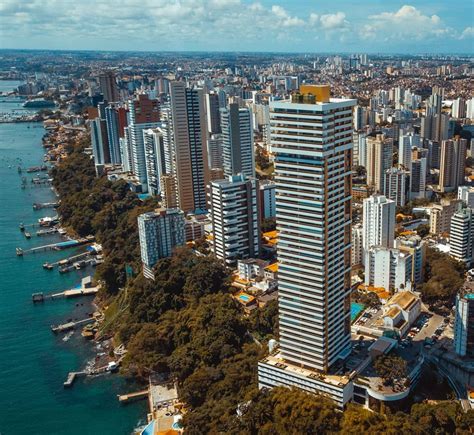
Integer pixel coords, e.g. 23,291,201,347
352,224,363,267
454,286,474,357
429,199,462,236
439,138,467,192
259,180,276,220
138,208,185,280
362,195,396,257
366,134,393,193
365,246,413,293
90,117,110,165
410,158,427,199
384,168,410,207
105,104,127,164
221,103,255,179
143,128,166,196
205,92,221,134
207,133,224,170
450,207,474,267
383,291,421,336
208,174,260,265
98,71,119,102
167,82,209,213
395,235,426,285
257,85,356,407
452,98,466,119
458,186,474,208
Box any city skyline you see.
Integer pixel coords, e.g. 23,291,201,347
0,1,473,54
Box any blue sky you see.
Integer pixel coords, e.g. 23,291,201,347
0,0,472,53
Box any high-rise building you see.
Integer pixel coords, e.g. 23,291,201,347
421,114,449,142
205,92,221,134
353,131,367,167
90,117,110,165
138,208,185,279
105,104,128,164
207,134,224,170
208,174,260,265
365,246,413,292
452,98,466,119
129,94,160,125
167,82,209,213
352,224,364,267
366,134,393,193
429,199,462,236
259,180,276,220
439,138,467,192
395,235,426,286
98,71,119,102
362,195,396,258
410,158,427,199
257,85,356,406
384,168,410,207
467,98,474,120
221,103,255,179
458,186,474,208
454,286,474,357
398,132,420,171
450,207,474,267
143,128,167,196
425,139,440,170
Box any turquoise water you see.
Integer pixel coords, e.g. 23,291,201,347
0,81,146,434
350,302,365,322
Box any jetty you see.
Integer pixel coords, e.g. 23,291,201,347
16,236,94,256
118,390,149,403
43,251,90,270
32,276,99,302
64,371,86,388
33,202,58,210
51,317,95,334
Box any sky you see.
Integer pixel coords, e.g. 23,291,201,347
0,0,473,54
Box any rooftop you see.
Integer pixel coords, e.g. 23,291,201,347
387,291,418,311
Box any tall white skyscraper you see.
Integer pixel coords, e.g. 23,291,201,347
258,85,356,407
450,207,474,267
366,134,393,193
221,103,255,179
143,128,167,196
208,174,260,265
384,167,410,207
362,195,396,262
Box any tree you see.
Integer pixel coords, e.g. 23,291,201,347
374,354,407,386
416,223,430,238
261,217,277,233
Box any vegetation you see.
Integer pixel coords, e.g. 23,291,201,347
53,136,474,433
261,217,276,233
51,139,158,294
420,247,465,312
352,288,381,308
374,354,407,386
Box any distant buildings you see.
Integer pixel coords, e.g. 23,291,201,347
208,174,260,265
352,224,364,267
138,208,185,279
98,71,119,103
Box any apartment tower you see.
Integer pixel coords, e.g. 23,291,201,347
258,85,356,407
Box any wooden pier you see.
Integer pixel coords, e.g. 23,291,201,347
32,286,99,303
118,390,149,403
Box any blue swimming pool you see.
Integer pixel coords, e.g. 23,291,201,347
239,294,250,302
351,302,365,322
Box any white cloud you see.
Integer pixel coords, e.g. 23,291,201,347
271,5,304,27
361,5,453,41
320,12,347,30
460,26,474,40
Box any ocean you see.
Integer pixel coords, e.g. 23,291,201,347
0,81,146,435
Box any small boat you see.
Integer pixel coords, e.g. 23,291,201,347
19,223,25,232
24,232,31,239
43,263,53,270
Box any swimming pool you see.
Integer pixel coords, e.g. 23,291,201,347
239,294,250,302
351,302,365,322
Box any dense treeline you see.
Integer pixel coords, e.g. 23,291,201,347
420,247,465,313
51,139,158,294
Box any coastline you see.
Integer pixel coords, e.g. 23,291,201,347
0,84,146,434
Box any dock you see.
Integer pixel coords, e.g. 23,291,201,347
32,287,99,303
51,317,95,334
33,202,58,210
118,390,149,403
16,236,94,256
64,371,86,388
